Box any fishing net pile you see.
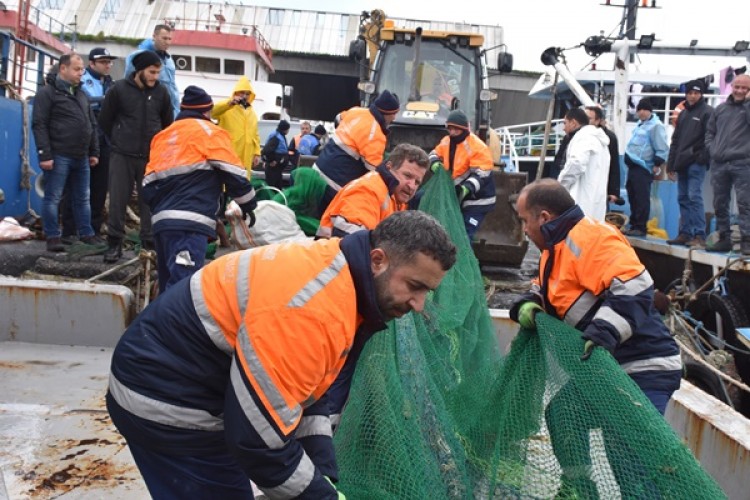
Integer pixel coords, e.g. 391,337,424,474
333,167,724,499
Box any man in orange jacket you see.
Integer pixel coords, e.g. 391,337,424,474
107,210,456,499
316,143,428,238
143,86,257,292
429,109,496,239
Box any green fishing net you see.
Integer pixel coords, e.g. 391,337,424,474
333,167,724,499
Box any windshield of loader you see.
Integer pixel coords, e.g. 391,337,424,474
377,39,479,124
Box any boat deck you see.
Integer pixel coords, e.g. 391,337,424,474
0,342,147,498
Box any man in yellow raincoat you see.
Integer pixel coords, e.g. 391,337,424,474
211,76,261,176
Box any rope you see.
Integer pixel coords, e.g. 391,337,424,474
675,336,750,395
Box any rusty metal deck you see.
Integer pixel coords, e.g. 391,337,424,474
0,341,147,499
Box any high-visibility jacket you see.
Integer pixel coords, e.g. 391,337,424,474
317,163,404,238
107,232,387,498
288,132,305,166
431,132,496,211
143,116,257,237
510,205,681,392
211,76,261,171
314,106,389,191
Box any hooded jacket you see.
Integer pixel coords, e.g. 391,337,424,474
124,39,180,117
316,163,405,238
211,76,261,170
558,124,611,221
107,232,387,498
314,105,391,191
509,206,681,392
667,97,712,172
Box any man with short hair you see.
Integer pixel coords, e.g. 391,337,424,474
61,47,117,242
622,98,669,236
125,24,179,117
288,120,311,167
666,80,713,248
107,210,456,499
314,90,400,211
705,74,750,254
584,106,621,206
211,76,262,176
144,86,257,292
317,143,428,238
298,124,327,157
99,50,174,262
32,53,100,252
511,178,681,413
557,107,610,221
428,109,495,239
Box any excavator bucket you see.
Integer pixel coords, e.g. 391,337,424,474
472,170,529,267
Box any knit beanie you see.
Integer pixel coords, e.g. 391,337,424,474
132,50,162,72
636,98,653,112
314,124,327,136
278,120,291,132
373,90,400,115
446,110,470,130
180,85,213,112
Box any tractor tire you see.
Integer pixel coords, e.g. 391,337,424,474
686,291,750,416
683,361,731,405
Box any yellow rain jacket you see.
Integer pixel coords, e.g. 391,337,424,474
211,76,261,173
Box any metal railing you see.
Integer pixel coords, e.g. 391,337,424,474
0,31,59,98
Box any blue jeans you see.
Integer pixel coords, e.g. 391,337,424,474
42,155,94,239
677,163,707,238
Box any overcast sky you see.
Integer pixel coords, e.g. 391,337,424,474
245,0,750,77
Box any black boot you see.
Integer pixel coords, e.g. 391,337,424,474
103,239,122,263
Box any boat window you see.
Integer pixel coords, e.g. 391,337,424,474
267,9,284,26
225,59,244,75
195,57,220,74
173,54,192,71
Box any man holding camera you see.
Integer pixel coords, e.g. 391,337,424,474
212,76,262,177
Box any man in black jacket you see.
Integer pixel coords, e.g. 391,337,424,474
32,53,100,252
98,50,173,262
666,80,713,248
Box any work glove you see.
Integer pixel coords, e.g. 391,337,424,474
455,185,470,203
325,476,346,500
518,301,543,329
430,161,444,173
246,211,256,228
581,339,598,361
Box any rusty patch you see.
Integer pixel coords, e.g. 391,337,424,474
17,414,140,497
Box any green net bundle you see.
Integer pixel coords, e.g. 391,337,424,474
333,167,725,499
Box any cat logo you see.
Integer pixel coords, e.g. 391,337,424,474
402,110,436,120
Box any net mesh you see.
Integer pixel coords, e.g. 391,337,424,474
333,167,725,499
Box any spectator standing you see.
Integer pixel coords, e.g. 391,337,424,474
61,47,117,242
144,86,257,292
98,50,173,263
211,76,261,177
314,90,400,211
298,124,327,156
261,119,290,189
32,53,100,252
622,99,669,236
557,108,611,221
428,109,496,239
288,120,311,167
666,80,713,248
125,24,179,117
585,106,621,205
705,74,750,255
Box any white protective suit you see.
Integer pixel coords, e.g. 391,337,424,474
558,124,611,221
